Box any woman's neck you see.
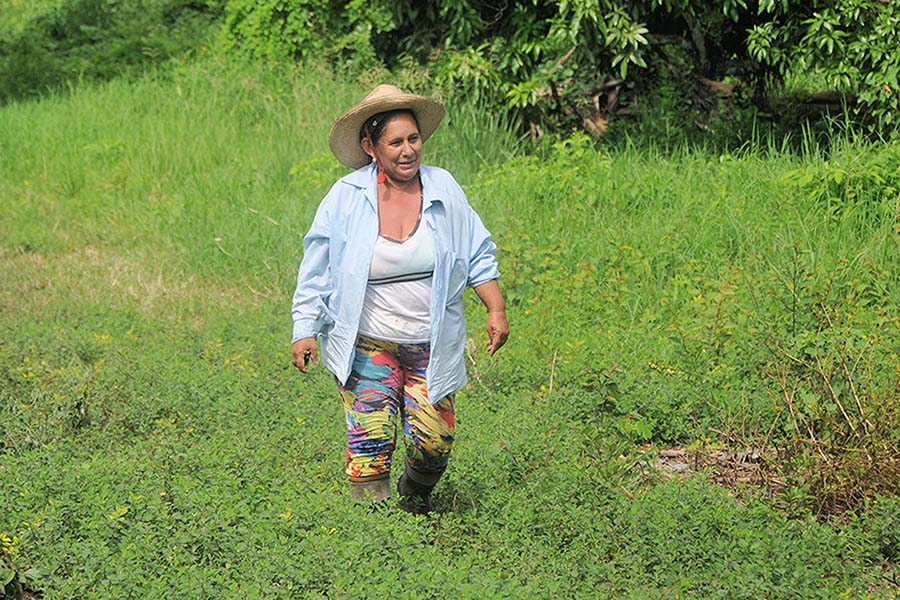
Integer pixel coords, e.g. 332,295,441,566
379,171,421,195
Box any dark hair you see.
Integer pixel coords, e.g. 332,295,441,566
359,109,420,145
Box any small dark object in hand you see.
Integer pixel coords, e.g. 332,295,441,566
304,352,312,366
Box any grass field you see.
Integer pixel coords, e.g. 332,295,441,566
2,58,899,598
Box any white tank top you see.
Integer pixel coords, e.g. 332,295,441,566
357,215,434,343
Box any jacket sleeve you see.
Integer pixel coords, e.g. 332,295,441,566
466,205,500,287
456,182,500,287
291,194,335,343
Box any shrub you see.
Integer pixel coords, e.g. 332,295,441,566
219,0,392,70
747,0,900,134
218,0,900,140
0,0,223,104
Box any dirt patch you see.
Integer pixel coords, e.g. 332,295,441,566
651,446,783,497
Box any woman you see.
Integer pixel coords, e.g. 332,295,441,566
291,84,508,512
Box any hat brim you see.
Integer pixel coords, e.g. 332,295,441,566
329,92,445,169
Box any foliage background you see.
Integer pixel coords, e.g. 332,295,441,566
1,0,899,597
3,0,899,139
219,0,900,139
0,0,222,103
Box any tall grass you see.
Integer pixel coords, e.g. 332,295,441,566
0,57,522,285
2,58,898,597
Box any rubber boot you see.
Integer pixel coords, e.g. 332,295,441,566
397,463,442,514
349,477,391,503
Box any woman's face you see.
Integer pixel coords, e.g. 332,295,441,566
365,113,422,183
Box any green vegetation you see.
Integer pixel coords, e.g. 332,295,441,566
2,56,899,597
220,0,900,139
0,0,222,104
7,0,896,139
748,0,900,132
0,0,65,34
2,0,899,596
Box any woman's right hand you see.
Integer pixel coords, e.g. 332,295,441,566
292,337,318,373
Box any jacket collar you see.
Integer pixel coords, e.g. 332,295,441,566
419,166,444,212
341,163,378,211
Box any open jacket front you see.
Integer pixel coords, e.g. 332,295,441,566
292,163,500,402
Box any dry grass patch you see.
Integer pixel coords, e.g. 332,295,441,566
0,244,278,325
652,446,782,496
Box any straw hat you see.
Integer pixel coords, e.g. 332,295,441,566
328,84,445,169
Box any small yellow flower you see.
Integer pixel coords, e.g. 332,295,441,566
108,505,129,521
1,532,21,556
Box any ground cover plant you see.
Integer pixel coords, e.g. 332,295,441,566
1,58,899,598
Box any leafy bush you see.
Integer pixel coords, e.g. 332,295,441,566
783,141,900,231
218,0,900,141
747,0,900,133
219,0,392,70
0,0,223,104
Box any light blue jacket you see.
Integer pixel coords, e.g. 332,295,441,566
292,163,500,402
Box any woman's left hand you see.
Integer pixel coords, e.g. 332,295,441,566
474,279,509,355
485,310,509,355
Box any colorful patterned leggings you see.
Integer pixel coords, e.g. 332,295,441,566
337,335,455,482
